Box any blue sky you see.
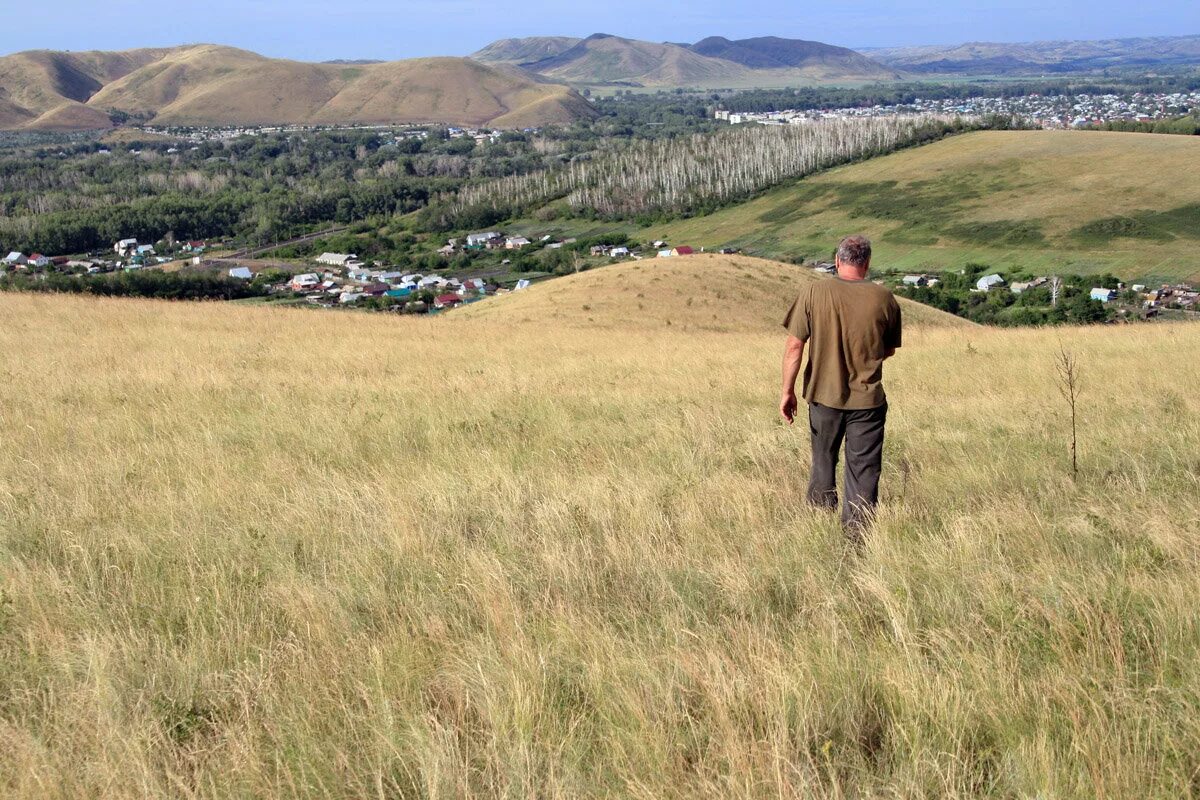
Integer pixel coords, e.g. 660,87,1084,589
4,0,1198,60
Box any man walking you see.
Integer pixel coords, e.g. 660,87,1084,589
779,235,902,535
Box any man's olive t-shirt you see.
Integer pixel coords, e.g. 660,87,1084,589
782,278,902,410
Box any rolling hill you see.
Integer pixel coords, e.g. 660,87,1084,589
864,34,1200,75
470,36,583,65
472,32,898,87
514,130,1200,283
3,265,1199,795
457,253,972,332
689,36,896,79
0,45,597,131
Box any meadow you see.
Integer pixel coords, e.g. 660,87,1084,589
1,256,1199,798
507,130,1200,284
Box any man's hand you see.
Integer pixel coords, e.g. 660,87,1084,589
780,392,798,424
780,335,805,425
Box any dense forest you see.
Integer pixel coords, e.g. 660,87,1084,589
0,269,268,300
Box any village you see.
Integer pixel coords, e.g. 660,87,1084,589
0,229,712,314
882,266,1199,320
718,90,1200,129
134,122,515,145
5,228,1196,321
252,232,709,311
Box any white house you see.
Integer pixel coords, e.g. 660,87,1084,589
1090,288,1117,303
316,252,356,267
657,249,674,258
4,251,27,265
610,247,631,257
514,279,531,291
27,253,51,268
505,236,531,249
902,275,926,286
976,274,1006,292
466,232,500,247
228,267,253,280
114,238,138,255
290,273,320,291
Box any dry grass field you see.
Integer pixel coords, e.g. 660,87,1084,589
2,256,1199,798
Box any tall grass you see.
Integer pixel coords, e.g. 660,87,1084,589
1,291,1198,798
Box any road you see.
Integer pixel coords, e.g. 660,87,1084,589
224,226,349,260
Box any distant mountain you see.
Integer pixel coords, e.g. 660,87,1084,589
0,45,597,131
520,34,754,86
473,32,898,87
864,34,1200,75
471,37,582,65
689,36,891,77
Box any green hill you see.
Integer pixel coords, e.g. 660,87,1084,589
522,130,1200,283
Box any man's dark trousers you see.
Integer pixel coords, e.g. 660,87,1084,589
807,402,887,530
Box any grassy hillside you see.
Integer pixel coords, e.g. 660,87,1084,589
0,45,597,131
471,36,583,65
518,130,1200,283
0,47,172,128
3,260,1200,797
458,254,973,332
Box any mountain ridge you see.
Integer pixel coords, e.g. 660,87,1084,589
472,33,898,87
0,44,598,131
863,33,1200,74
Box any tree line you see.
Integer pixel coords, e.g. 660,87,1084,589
426,116,989,229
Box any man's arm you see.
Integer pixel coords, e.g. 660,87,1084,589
883,300,902,361
780,335,806,424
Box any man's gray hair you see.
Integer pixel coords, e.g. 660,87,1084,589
836,235,872,269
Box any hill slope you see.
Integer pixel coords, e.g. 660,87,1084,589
0,45,597,131
470,36,583,65
689,36,899,80
618,131,1200,282
457,253,972,332
474,32,897,87
2,286,1198,796
865,34,1200,74
522,33,756,87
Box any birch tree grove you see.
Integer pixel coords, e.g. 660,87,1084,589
447,116,971,223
